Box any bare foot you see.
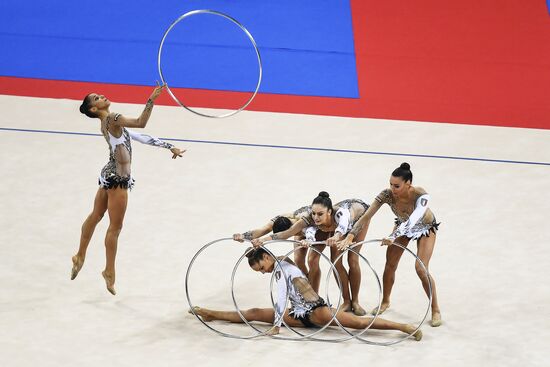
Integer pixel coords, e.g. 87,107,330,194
339,301,352,313
101,271,116,295
351,302,367,316
431,311,442,327
370,302,390,315
189,306,214,322
71,255,84,280
405,324,423,341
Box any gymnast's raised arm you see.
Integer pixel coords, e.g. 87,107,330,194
110,84,165,129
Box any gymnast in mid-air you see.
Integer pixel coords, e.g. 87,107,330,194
339,162,442,326
190,246,422,341
70,84,185,295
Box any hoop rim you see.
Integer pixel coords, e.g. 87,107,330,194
157,9,263,118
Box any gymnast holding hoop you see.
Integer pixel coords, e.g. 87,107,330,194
339,163,442,327
233,205,311,275
252,192,370,316
301,195,372,316
190,246,422,341
70,85,185,295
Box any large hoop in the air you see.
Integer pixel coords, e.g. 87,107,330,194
157,9,262,118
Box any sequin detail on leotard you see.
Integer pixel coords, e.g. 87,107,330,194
98,118,134,190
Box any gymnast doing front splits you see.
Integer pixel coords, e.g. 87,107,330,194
70,84,185,295
190,247,422,341
301,194,372,316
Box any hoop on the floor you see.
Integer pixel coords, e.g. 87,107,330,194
346,239,433,346
157,9,263,118
185,238,288,339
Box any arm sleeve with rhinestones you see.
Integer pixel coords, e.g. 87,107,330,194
274,265,288,327
127,129,174,149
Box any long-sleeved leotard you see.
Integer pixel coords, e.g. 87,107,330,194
274,259,326,327
98,113,174,190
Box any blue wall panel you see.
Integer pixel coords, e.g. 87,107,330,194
0,1,358,98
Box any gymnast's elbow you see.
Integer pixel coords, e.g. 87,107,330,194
136,117,148,128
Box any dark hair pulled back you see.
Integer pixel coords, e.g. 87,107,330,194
312,191,333,212
391,162,413,182
79,94,98,118
273,216,292,234
245,247,268,267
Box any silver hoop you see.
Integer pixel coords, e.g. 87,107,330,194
316,240,383,342
186,238,431,345
349,239,433,346
157,9,263,118
186,237,280,339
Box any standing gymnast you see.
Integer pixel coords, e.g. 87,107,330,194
190,247,422,341
70,84,185,295
339,163,442,326
252,192,367,315
233,205,311,275
301,195,372,316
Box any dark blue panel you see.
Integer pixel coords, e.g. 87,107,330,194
0,1,358,98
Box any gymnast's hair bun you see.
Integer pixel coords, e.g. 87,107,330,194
244,247,255,258
312,191,333,209
399,162,411,170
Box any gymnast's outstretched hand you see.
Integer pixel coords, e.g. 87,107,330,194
381,237,393,246
233,233,245,242
299,239,311,248
251,238,265,248
336,234,354,251
149,82,166,101
326,232,342,248
170,147,186,159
